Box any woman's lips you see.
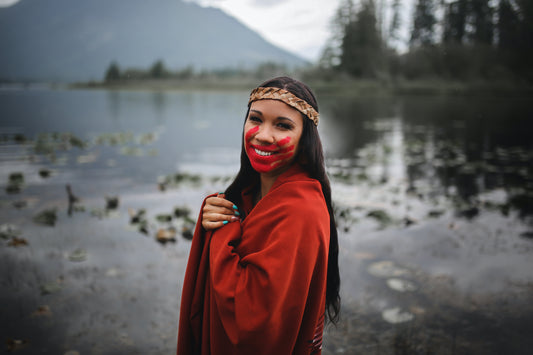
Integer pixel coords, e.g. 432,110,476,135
250,144,279,157
246,142,295,173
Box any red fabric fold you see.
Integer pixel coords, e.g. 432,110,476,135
177,165,329,355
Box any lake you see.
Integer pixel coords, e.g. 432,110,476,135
1,86,532,354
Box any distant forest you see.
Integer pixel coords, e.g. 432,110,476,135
103,0,532,86
318,0,533,83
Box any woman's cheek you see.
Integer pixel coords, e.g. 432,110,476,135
244,126,259,142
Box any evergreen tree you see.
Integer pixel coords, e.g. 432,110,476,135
468,0,494,45
497,0,519,50
410,0,437,47
320,0,356,69
150,60,167,79
340,0,383,77
443,0,468,44
388,0,402,47
104,61,121,82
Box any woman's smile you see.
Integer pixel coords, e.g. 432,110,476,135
254,148,274,156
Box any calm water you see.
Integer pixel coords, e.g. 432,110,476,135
2,88,532,199
1,86,533,354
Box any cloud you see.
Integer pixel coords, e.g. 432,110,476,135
0,0,19,7
181,0,342,61
249,0,287,8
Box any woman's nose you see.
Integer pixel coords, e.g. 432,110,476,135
255,125,274,144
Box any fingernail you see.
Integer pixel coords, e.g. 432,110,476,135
234,211,240,216
232,204,238,210
231,216,239,222
223,220,228,225
219,192,224,195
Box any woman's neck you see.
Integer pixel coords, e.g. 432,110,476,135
257,163,295,201
259,174,276,201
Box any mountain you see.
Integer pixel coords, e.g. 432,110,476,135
0,0,307,82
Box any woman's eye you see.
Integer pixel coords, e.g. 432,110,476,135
277,123,293,130
249,116,261,123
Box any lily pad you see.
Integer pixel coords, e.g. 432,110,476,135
128,208,146,224
12,200,28,209
68,248,87,262
427,209,445,218
90,208,106,219
76,153,97,164
8,236,28,247
5,184,21,194
6,339,29,352
33,208,57,226
367,261,410,278
156,228,176,244
39,168,52,178
0,223,21,239
382,307,414,324
9,172,24,184
174,206,191,218
386,278,417,292
105,196,119,210
366,209,393,227
41,281,62,295
156,213,172,223
32,305,52,317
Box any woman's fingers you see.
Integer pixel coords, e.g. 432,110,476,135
202,215,239,231
203,196,239,217
201,193,240,231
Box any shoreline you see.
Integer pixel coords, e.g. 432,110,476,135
73,78,533,97
2,78,532,97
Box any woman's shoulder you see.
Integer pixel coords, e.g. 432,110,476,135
269,176,327,218
275,165,323,197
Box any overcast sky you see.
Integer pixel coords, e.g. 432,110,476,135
187,0,415,61
186,0,345,61
1,0,414,62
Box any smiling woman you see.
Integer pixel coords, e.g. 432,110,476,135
177,76,340,354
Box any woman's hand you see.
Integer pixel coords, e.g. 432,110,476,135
202,193,240,231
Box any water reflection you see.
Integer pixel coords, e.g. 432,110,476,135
320,94,533,221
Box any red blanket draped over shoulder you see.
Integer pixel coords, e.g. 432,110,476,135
177,165,330,355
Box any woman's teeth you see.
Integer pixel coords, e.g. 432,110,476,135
254,148,273,156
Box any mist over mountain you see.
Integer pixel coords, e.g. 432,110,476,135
0,0,307,82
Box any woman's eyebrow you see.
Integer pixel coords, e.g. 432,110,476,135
250,109,295,124
278,116,296,124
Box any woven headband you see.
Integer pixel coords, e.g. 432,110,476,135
248,87,319,126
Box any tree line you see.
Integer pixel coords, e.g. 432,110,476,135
319,0,533,83
104,60,290,83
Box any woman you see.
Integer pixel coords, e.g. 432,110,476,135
177,77,340,355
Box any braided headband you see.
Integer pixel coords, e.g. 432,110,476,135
248,87,319,126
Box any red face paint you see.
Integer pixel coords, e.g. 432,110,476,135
245,129,296,174
245,126,259,142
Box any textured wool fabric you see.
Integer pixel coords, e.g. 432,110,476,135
177,164,330,355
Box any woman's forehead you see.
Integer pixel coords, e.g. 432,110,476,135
249,100,303,121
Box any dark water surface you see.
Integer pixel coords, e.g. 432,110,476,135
1,86,532,354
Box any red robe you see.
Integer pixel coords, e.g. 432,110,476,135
177,164,330,354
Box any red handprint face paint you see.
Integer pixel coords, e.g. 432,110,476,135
244,100,304,176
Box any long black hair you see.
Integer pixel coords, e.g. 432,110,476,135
225,76,341,324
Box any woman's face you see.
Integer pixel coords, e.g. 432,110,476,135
244,99,304,177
